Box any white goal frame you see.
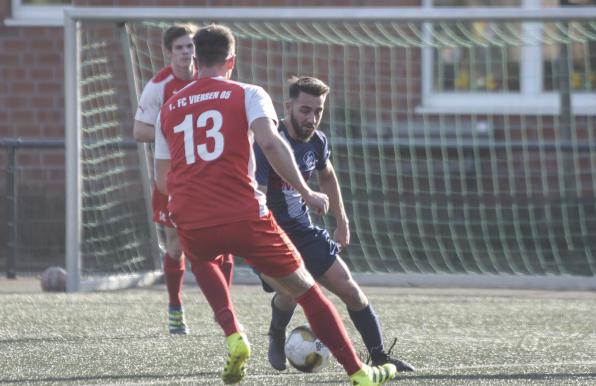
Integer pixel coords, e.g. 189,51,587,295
64,6,596,292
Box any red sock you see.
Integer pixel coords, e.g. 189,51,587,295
218,254,234,289
296,284,362,375
192,258,241,336
163,253,185,308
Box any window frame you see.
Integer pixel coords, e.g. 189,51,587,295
5,0,72,26
419,0,596,115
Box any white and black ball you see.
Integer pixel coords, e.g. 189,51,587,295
40,266,67,292
285,324,330,373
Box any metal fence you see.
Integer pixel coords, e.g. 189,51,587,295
1,138,65,278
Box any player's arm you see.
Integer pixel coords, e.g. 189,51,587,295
155,159,170,195
317,162,350,248
133,121,155,142
154,112,170,195
254,142,270,196
133,81,160,142
252,117,328,215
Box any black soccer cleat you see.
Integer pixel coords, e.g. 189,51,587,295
373,355,416,372
369,338,416,372
267,328,288,371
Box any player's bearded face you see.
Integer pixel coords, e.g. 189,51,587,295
288,92,326,142
290,110,316,142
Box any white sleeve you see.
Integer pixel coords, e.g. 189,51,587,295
135,81,162,124
244,85,278,127
154,112,171,160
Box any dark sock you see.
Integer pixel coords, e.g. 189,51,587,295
348,304,385,361
270,294,295,332
296,284,362,375
163,254,184,308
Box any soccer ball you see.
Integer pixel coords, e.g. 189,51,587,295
40,266,67,292
284,324,330,373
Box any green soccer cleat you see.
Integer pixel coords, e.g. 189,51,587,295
350,363,397,386
222,331,251,384
168,306,189,335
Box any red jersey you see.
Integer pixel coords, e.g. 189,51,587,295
135,65,198,227
135,65,197,125
155,76,278,230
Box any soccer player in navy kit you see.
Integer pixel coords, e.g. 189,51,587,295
255,76,415,373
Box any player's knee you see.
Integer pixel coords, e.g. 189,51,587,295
274,292,296,310
339,282,367,309
166,244,183,260
272,265,316,298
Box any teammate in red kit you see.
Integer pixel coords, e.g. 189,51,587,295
133,23,233,335
154,24,397,385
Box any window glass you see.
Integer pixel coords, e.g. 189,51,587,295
431,0,522,92
21,0,71,4
433,0,521,6
542,23,596,92
542,1,596,92
433,22,521,92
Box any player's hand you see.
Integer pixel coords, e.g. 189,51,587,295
334,219,350,249
304,190,329,215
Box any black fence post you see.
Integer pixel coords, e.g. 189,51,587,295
6,146,17,279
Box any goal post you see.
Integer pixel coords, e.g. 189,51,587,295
65,6,596,292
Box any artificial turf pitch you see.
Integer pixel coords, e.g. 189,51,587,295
0,283,594,385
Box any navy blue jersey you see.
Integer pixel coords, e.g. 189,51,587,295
255,121,330,234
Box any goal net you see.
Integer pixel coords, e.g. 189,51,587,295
65,7,596,291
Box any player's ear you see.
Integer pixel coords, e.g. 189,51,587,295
285,100,292,112
226,55,236,71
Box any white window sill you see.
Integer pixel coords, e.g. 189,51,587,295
4,17,64,27
5,4,72,27
417,92,596,116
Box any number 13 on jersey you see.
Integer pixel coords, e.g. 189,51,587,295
174,110,224,164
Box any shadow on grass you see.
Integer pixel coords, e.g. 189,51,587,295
404,372,596,381
0,371,220,384
2,371,595,385
0,332,214,345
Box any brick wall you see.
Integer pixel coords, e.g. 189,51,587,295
1,1,593,273
0,0,420,272
0,2,66,270
0,3,64,139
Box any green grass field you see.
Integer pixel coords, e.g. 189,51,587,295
0,283,595,385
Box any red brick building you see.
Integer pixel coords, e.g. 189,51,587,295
1,0,594,275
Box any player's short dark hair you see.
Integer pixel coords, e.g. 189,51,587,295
162,23,196,52
288,76,330,99
193,24,236,68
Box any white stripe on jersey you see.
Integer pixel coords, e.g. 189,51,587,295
247,129,269,217
134,73,175,125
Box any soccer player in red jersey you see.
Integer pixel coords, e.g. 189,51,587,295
154,24,397,385
133,24,233,335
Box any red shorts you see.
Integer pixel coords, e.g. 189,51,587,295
152,184,174,227
177,212,302,278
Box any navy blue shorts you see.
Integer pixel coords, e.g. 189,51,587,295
258,225,339,293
